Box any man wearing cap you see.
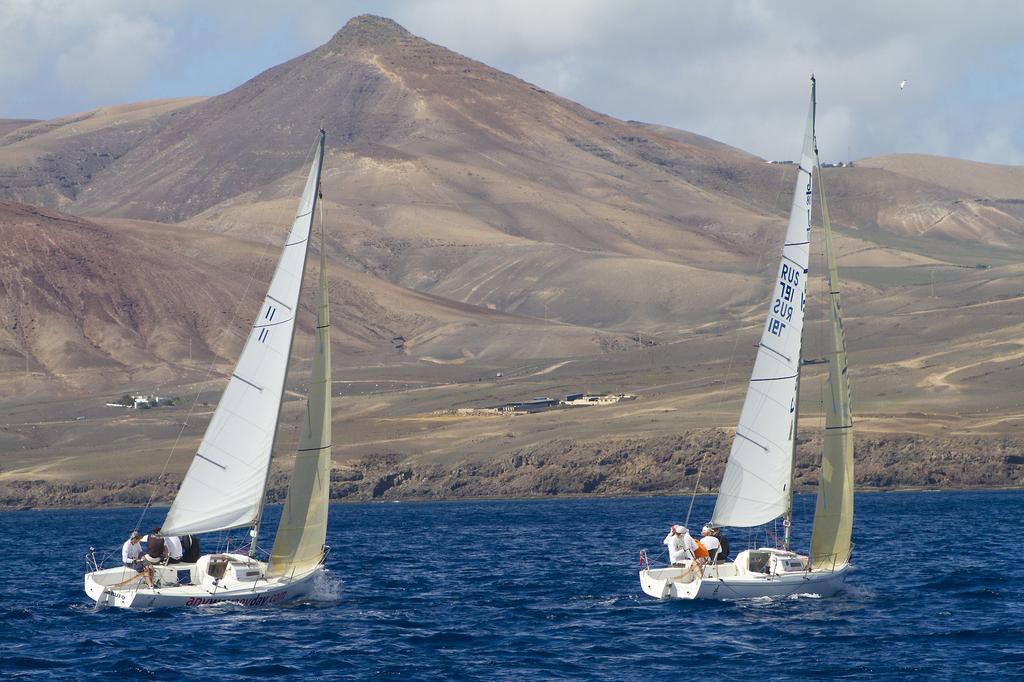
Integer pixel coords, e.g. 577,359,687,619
121,531,155,588
699,525,723,563
663,524,697,566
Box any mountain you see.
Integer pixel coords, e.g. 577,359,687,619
2,15,1024,497
1,14,1022,379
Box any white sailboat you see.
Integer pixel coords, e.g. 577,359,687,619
85,131,334,608
640,77,855,600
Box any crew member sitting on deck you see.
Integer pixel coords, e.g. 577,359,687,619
144,527,167,564
663,524,697,566
699,525,723,563
692,535,710,564
181,534,201,563
163,533,184,564
713,527,730,561
122,531,155,588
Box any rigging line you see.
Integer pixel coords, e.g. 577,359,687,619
685,242,770,528
132,136,323,534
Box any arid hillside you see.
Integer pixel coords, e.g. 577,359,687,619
1,15,1023,502
0,201,248,392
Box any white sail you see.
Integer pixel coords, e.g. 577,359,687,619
162,136,326,536
810,163,855,569
268,218,332,578
712,81,816,528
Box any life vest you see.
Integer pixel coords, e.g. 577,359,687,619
694,541,710,560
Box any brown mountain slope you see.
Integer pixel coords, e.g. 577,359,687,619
0,201,244,391
0,200,641,394
0,99,203,211
860,154,1024,200
0,119,39,136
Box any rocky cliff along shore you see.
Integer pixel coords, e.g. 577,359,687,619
2,430,1022,510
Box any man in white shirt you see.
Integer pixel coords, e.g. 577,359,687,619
699,525,723,563
663,524,697,565
164,534,184,564
120,531,155,588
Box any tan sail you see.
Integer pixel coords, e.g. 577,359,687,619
268,205,332,578
810,165,854,570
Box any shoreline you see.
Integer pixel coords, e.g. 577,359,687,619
4,430,1022,511
2,483,1022,512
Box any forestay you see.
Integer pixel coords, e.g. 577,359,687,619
712,82,817,528
810,163,855,569
162,138,326,536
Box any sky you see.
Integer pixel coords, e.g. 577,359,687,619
2,0,1022,164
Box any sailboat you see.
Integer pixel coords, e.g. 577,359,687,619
85,131,333,608
639,77,855,600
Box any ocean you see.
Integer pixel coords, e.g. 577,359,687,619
1,491,1021,679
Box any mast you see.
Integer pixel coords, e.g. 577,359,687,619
783,75,816,551
783,373,800,549
250,130,327,555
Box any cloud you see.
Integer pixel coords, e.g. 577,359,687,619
0,0,175,115
53,12,172,103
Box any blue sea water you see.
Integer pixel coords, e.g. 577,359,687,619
0,491,1022,679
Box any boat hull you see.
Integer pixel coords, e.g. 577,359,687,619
640,549,851,600
84,557,322,609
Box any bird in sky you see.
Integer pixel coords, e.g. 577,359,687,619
899,79,907,91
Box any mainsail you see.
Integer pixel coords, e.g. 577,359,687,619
810,163,855,569
711,80,817,528
268,216,332,577
162,134,326,536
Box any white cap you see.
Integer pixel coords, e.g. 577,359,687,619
672,524,688,535
702,525,713,534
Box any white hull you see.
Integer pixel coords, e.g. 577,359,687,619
84,553,321,609
640,548,850,601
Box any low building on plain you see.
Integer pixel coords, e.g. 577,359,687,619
563,393,636,406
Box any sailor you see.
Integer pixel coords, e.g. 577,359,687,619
699,525,723,563
181,534,201,563
692,535,710,564
121,531,155,588
714,527,730,561
663,524,697,566
163,533,184,564
144,527,167,564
